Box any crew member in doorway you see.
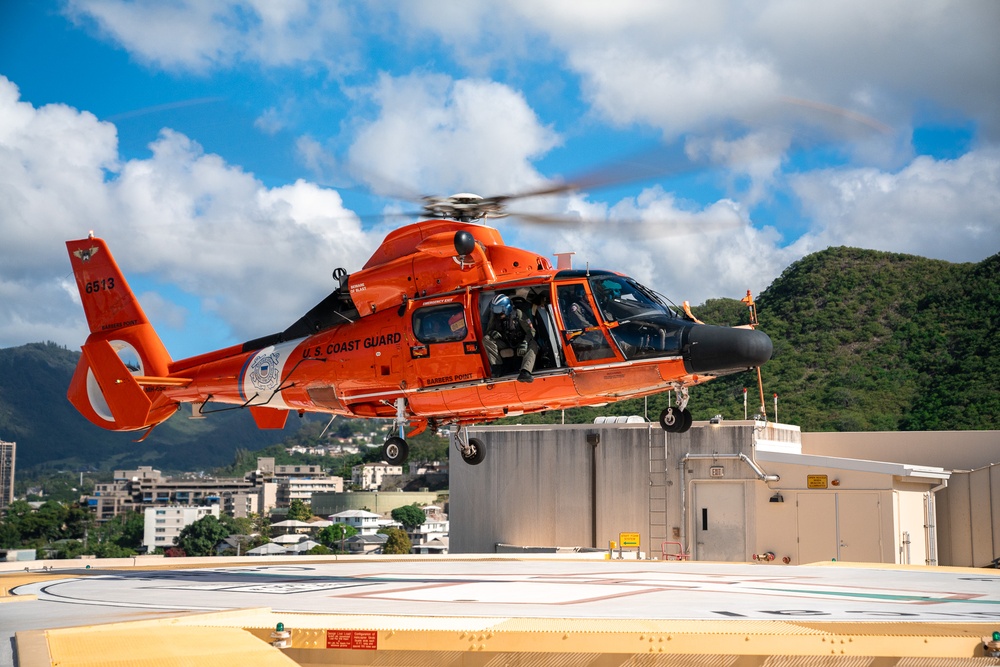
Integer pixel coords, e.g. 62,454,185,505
484,293,538,383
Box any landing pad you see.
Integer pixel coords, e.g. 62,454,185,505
4,556,999,665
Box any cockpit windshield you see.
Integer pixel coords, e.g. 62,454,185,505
589,275,688,360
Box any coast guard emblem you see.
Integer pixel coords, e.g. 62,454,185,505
249,351,281,392
73,246,99,262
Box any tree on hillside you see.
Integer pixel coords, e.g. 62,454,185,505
379,527,411,555
391,504,426,530
175,515,230,557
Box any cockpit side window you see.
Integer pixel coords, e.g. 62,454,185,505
591,276,662,321
589,276,686,359
413,304,467,343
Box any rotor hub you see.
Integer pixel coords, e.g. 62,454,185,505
421,193,507,221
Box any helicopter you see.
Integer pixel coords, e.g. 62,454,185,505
65,186,772,467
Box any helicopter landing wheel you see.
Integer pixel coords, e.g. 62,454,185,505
679,408,693,432
382,436,408,465
460,437,486,465
659,406,693,434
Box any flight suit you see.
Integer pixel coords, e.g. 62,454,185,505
484,307,539,378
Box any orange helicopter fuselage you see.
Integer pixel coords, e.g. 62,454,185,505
66,219,771,442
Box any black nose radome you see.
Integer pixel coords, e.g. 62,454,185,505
683,325,773,375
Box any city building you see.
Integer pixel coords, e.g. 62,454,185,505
344,532,387,554
142,505,220,553
251,458,343,507
0,440,14,511
311,490,443,518
328,509,384,535
278,476,344,505
407,516,450,550
413,536,449,555
351,462,403,490
84,459,349,522
86,466,275,521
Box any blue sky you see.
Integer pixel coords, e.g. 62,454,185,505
1,0,998,359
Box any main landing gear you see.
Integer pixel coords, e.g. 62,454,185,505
659,387,693,434
382,436,408,466
379,399,486,466
381,398,410,466
452,425,485,465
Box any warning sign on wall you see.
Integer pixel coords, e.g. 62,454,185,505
327,630,378,650
807,474,829,489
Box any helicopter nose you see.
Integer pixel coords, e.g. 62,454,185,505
683,325,773,374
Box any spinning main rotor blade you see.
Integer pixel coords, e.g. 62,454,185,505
491,146,691,205
509,211,742,238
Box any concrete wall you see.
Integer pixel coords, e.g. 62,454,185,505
937,463,1000,567
801,431,999,470
311,491,442,518
452,425,651,553
802,430,1000,567
452,422,947,566
452,422,793,555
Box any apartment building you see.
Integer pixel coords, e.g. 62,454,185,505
351,462,403,491
86,466,273,521
328,509,385,535
0,440,14,510
85,459,343,521
142,505,220,552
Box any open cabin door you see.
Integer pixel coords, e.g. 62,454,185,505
476,284,565,380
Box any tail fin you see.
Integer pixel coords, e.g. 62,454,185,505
66,235,176,432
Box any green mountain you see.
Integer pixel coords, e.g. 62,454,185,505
0,342,307,473
1,247,996,474
744,247,999,431
510,247,1000,431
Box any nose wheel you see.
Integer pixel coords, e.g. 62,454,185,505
659,406,692,433
659,387,693,433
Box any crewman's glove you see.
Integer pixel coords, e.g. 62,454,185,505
517,341,528,356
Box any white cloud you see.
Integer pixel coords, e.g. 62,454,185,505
0,84,118,279
348,74,560,198
65,0,356,72
511,188,794,306
63,1,1000,140
500,0,1000,139
255,107,286,135
338,70,997,307
573,45,783,137
295,135,339,181
108,132,374,337
790,149,1000,262
685,131,792,206
0,76,376,353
